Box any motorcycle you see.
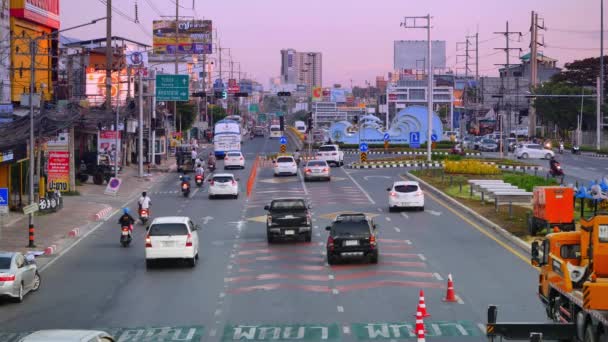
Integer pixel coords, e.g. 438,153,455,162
195,174,204,187
572,145,580,155
549,162,565,184
208,161,216,172
181,180,191,197
120,226,132,247
139,208,149,224
559,143,564,154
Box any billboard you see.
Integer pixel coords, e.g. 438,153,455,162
98,131,121,167
10,0,60,29
125,51,148,68
47,151,70,192
330,89,347,103
312,86,322,102
394,40,446,70
153,20,212,55
85,69,132,106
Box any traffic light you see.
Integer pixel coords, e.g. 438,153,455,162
234,92,249,98
279,116,285,131
277,91,292,97
307,112,313,133
191,92,206,98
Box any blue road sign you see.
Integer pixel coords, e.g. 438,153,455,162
359,143,369,152
410,132,420,148
0,187,8,212
383,133,390,142
431,134,438,142
280,136,287,145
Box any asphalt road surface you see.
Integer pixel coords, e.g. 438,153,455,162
0,137,547,342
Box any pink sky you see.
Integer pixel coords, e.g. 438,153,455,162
61,0,604,87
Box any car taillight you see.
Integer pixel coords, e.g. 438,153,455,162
232,180,236,186
210,180,215,186
327,236,334,251
332,152,337,155
305,168,312,173
145,235,152,248
182,183,188,189
416,190,423,196
186,233,193,247
0,274,15,281
390,191,397,197
122,227,129,232
306,213,311,225
240,157,243,160
369,235,377,249
322,168,328,172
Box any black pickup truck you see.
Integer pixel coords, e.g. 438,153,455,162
264,198,312,243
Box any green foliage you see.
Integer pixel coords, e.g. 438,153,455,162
533,81,596,130
502,173,557,192
289,110,308,125
177,102,197,131
550,56,608,88
210,105,227,124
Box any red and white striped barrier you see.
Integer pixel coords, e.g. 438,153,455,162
68,227,81,238
93,207,113,221
44,245,57,255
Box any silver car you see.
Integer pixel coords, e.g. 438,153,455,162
303,160,331,181
0,252,40,302
19,330,114,342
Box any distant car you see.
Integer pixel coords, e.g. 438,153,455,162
19,330,115,342
479,139,499,152
387,181,425,212
253,126,266,137
274,156,298,176
303,160,330,181
145,216,200,268
224,151,245,169
315,144,344,166
514,143,554,159
265,198,312,243
208,173,239,199
0,252,40,303
473,137,484,150
462,136,474,149
326,213,379,265
506,138,518,152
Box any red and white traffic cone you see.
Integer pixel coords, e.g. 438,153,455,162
415,308,426,342
414,289,430,317
443,273,457,302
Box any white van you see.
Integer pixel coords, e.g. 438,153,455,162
295,121,307,134
269,124,282,138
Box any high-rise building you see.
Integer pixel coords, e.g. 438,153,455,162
280,49,322,93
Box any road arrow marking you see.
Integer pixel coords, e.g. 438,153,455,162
363,175,392,181
201,216,214,224
426,210,442,216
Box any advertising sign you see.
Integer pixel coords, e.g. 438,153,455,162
47,151,69,192
312,86,322,102
98,131,121,167
153,20,212,55
330,89,347,103
86,69,132,106
10,0,60,29
228,79,239,93
126,51,148,68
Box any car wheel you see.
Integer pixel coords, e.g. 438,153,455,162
326,177,331,182
188,257,196,268
234,194,239,199
195,253,199,260
146,259,154,268
305,232,312,242
31,272,41,292
208,194,214,199
545,153,552,160
16,283,24,303
419,206,425,211
370,253,379,264
521,153,529,159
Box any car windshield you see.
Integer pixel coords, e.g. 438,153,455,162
307,161,327,167
394,185,418,193
277,157,294,163
0,256,12,269
331,222,370,235
270,127,280,131
148,223,189,236
319,146,336,151
214,176,234,183
270,199,307,210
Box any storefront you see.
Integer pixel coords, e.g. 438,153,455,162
0,145,28,210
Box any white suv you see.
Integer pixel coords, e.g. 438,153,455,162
387,181,425,211
145,216,199,268
273,156,298,176
208,173,239,199
315,144,344,166
514,143,554,159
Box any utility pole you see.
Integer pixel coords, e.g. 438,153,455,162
494,21,522,149
528,11,545,138
601,0,605,107
27,39,36,245
105,0,112,111
138,72,144,177
401,15,433,162
174,0,179,134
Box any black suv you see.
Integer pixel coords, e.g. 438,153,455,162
264,198,312,243
325,213,378,264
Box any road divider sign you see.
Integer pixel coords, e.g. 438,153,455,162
360,152,367,163
280,145,287,153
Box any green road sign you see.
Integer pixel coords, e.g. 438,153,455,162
222,324,339,341
156,74,190,101
258,113,267,122
276,111,284,117
249,104,259,113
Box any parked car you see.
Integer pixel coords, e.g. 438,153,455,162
326,213,379,265
303,160,331,181
479,139,499,152
0,252,41,302
224,151,245,169
208,173,239,199
273,156,298,176
514,143,555,159
265,198,312,243
387,181,425,211
19,330,115,342
145,216,200,268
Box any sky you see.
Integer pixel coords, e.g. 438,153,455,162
60,0,605,88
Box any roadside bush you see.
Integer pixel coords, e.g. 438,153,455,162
444,160,500,175
288,126,305,141
502,173,557,191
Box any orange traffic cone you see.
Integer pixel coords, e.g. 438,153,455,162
443,273,457,302
415,308,426,342
414,289,430,317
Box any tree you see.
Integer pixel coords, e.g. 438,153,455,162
551,56,608,88
533,81,596,130
210,105,227,124
288,110,308,125
176,102,197,132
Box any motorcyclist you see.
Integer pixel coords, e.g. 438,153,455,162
138,191,151,213
191,147,198,164
207,152,216,168
118,208,136,233
195,164,205,177
549,156,559,172
293,149,301,164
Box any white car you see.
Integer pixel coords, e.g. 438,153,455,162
315,144,344,166
0,252,40,303
224,151,245,169
303,160,330,181
145,216,200,268
514,143,554,159
208,173,239,199
273,156,298,176
387,181,425,211
19,330,115,342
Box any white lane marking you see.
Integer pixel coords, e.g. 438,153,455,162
314,225,319,229
385,216,391,222
219,292,226,298
401,212,409,219
433,273,444,281
321,250,327,255
328,275,335,280
343,169,376,204
227,264,233,270
209,329,217,337
394,227,401,232
456,295,465,304
337,306,344,312
343,326,351,334
426,210,442,216
332,289,340,295
214,309,222,316
377,208,383,212
233,243,238,248
405,239,412,245
477,323,486,333
418,254,427,261
588,167,597,170
177,209,183,213
298,169,309,196
230,253,235,259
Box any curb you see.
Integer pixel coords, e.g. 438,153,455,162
349,161,542,171
44,244,57,255
590,153,608,158
93,206,113,221
68,227,81,237
342,150,482,156
405,172,531,254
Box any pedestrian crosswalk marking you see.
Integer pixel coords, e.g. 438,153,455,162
318,211,380,220
259,177,300,184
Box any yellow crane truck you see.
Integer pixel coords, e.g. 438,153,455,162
487,215,608,341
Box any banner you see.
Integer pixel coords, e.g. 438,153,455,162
126,51,148,68
312,86,322,102
153,20,212,55
98,131,121,167
47,151,69,192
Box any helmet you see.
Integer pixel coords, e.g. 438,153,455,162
142,191,147,197
123,208,130,214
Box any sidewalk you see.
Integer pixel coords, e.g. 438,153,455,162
0,157,176,262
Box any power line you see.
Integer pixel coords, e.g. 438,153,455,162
144,0,163,16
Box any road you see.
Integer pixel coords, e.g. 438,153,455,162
0,137,546,342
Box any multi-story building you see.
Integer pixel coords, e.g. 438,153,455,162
0,0,10,104
280,49,322,94
499,53,560,82
312,101,366,128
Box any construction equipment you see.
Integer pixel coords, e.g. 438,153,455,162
487,215,608,341
528,186,575,236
